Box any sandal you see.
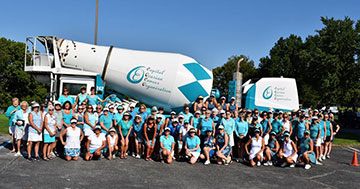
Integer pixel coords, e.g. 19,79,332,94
43,157,49,161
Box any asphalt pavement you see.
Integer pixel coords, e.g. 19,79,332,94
0,141,359,189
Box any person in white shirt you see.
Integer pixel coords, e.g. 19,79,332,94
178,120,193,158
106,127,118,160
85,126,106,160
60,118,84,161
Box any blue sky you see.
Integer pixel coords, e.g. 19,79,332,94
1,0,359,70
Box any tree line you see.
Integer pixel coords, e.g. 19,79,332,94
213,17,360,107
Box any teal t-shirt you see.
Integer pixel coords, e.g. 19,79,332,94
58,95,75,105
309,124,320,139
99,114,113,133
325,121,331,136
192,117,202,129
200,118,213,135
5,105,21,127
119,120,133,136
319,120,325,137
186,136,201,152
271,119,283,134
221,118,235,135
235,120,248,136
113,113,123,125
160,135,175,151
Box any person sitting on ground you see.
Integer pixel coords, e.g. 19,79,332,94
245,129,265,167
106,127,118,160
298,130,316,170
263,131,279,166
185,128,201,164
60,118,84,161
159,127,176,164
85,126,106,161
215,125,232,165
278,131,298,168
199,130,216,165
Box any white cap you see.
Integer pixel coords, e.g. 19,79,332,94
314,109,319,112
221,96,226,99
54,101,61,105
130,104,135,108
231,96,236,100
156,114,163,118
31,103,40,108
164,127,171,131
170,111,176,115
212,108,218,113
178,114,184,118
103,108,109,111
172,119,179,123
218,125,224,129
135,115,141,118
312,116,318,120
220,110,225,114
195,111,201,114
70,119,77,124
109,105,115,109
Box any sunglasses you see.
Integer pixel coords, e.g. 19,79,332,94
48,109,54,111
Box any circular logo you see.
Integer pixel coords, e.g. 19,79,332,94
127,66,145,84
262,86,273,100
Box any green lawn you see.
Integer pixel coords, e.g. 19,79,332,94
0,114,9,134
333,132,360,146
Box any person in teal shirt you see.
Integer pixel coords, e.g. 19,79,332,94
75,86,88,106
271,113,283,137
180,105,194,123
5,98,21,152
198,110,215,147
113,106,124,133
235,113,248,162
309,116,321,164
99,108,113,133
58,88,75,105
104,94,121,107
191,111,202,129
118,112,133,159
185,128,201,164
160,127,175,164
87,87,104,107
220,110,235,148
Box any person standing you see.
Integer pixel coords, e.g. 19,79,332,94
86,87,105,109
220,110,235,149
5,97,21,153
309,116,322,165
54,101,63,157
133,115,144,159
43,105,57,160
328,113,340,158
12,101,30,156
83,105,97,137
75,86,88,106
118,112,133,159
58,87,75,105
99,108,113,134
27,103,43,161
235,113,248,162
198,110,215,146
144,116,157,161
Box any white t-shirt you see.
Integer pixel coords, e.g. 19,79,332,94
65,127,81,149
107,134,118,147
89,133,106,150
179,125,193,141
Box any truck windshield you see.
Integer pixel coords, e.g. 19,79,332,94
63,83,87,96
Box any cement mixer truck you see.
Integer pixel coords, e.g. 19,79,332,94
24,36,213,111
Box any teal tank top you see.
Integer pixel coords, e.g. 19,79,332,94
84,112,96,130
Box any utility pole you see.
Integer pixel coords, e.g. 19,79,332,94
94,0,99,45
233,58,244,108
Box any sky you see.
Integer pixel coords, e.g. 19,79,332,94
1,0,359,70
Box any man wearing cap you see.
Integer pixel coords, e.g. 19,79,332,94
185,128,201,164
160,127,175,164
85,125,106,160
26,103,43,161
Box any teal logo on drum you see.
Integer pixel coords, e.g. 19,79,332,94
127,66,145,84
262,86,273,100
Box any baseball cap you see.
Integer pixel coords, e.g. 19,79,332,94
189,128,196,133
109,105,115,109
94,125,101,130
135,115,141,119
70,118,77,124
312,116,318,120
123,112,130,116
103,108,109,112
231,96,236,100
178,114,184,118
164,127,171,131
210,94,215,97
198,96,203,99
109,127,116,132
283,132,290,137
195,111,201,115
54,101,61,106
172,119,179,123
221,96,226,100
31,103,40,108
212,108,218,113
254,129,260,133
218,125,224,130
117,106,124,110
184,120,189,124
220,110,226,114
151,106,158,112
170,111,176,115
270,131,276,136
130,104,135,108
304,130,310,134
156,114,163,119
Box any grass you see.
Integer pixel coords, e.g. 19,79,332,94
333,132,360,146
0,114,9,134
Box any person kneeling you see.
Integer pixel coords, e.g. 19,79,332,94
245,129,264,167
298,130,316,169
185,128,201,164
160,127,175,164
263,131,279,166
60,118,84,161
278,131,298,168
199,130,216,165
215,125,232,165
85,126,106,160
106,128,118,160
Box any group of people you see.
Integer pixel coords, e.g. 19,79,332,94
5,88,341,169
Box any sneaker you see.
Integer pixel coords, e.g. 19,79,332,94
315,160,323,165
49,152,56,158
132,152,136,157
305,164,311,170
14,152,22,157
263,162,269,166
204,160,211,165
34,157,40,161
112,154,116,159
281,162,288,168
290,163,295,168
257,161,261,167
321,155,326,161
326,155,330,159
135,154,141,159
318,157,323,162
268,161,273,166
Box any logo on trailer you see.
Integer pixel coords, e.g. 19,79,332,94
127,66,145,84
262,86,273,100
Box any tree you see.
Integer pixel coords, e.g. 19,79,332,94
212,55,257,97
0,37,48,110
